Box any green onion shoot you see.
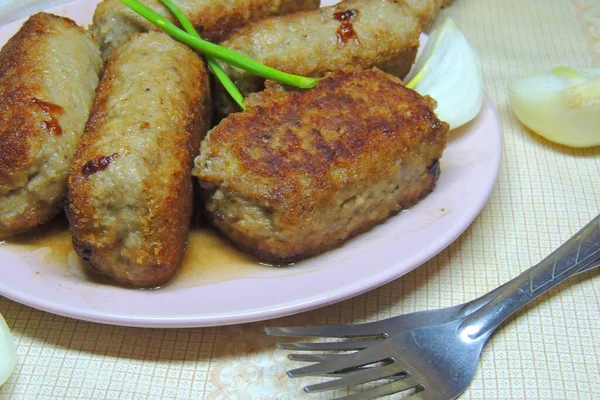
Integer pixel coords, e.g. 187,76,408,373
159,0,245,111
120,0,319,90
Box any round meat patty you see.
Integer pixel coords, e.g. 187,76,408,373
194,68,449,263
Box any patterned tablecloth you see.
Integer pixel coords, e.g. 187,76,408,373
1,0,599,399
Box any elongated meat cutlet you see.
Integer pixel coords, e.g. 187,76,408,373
67,32,212,287
0,13,102,239
215,0,422,116
90,0,321,60
194,68,449,263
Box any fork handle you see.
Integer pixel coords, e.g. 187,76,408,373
459,213,600,341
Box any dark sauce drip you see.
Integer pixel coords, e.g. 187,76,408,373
33,98,64,136
82,153,119,176
333,9,360,47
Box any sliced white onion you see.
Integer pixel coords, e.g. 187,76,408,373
406,18,484,130
0,313,16,387
508,67,600,148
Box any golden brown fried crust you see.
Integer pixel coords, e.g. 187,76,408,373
0,13,101,238
0,13,66,190
196,69,449,261
195,0,321,42
225,0,420,79
67,32,212,287
90,0,320,60
214,0,421,118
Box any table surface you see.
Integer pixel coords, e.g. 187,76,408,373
1,0,599,399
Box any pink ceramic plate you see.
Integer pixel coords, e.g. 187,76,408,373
0,0,502,328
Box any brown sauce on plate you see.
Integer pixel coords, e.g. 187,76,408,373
0,215,297,289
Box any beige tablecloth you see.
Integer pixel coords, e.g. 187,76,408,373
1,0,599,399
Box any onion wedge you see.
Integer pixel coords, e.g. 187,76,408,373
407,18,484,130
508,67,600,148
0,313,16,387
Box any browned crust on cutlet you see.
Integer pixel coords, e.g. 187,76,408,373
223,0,420,78
0,13,73,190
195,0,321,42
213,0,421,117
196,69,449,262
67,33,212,287
376,45,419,80
90,0,321,61
0,13,99,238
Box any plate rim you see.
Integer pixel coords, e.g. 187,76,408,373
0,96,502,328
0,0,503,328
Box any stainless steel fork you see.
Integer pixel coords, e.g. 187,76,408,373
266,213,600,400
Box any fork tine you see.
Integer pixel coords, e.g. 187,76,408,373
277,339,381,351
405,390,435,400
287,346,390,377
288,353,344,362
266,304,472,340
304,364,411,393
332,380,424,400
265,321,389,338
289,353,395,378
288,353,395,365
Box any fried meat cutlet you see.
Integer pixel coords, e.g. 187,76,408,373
215,0,421,116
0,13,102,239
67,32,212,287
90,0,321,60
194,68,449,263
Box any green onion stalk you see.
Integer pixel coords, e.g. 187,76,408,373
120,0,319,100
158,0,245,111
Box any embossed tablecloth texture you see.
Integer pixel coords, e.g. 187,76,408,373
1,0,599,399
